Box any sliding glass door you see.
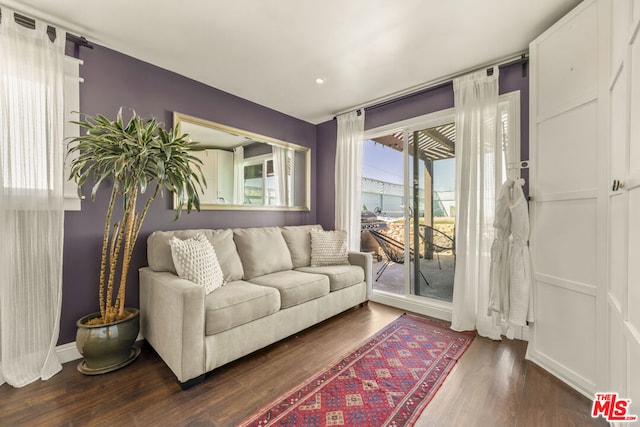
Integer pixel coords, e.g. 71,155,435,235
361,136,407,295
407,126,456,302
361,92,520,314
361,115,456,304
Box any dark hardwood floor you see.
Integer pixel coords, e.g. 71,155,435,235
0,303,604,427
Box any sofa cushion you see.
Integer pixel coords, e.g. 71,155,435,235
233,227,293,280
280,224,323,268
147,229,244,282
207,229,245,282
248,270,329,309
169,233,224,294
310,230,349,266
204,281,280,336
295,265,365,292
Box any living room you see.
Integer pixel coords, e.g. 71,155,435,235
1,1,637,426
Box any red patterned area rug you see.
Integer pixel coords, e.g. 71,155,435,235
239,314,475,427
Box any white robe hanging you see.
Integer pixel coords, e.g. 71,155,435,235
508,180,534,326
488,180,513,319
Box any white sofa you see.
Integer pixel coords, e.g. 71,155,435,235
139,225,372,389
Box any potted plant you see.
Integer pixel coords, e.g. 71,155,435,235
68,108,204,374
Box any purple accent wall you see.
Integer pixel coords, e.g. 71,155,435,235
60,44,317,344
315,62,529,230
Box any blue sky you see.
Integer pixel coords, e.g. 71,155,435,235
362,140,455,191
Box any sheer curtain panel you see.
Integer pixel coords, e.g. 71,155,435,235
273,146,290,206
233,146,244,204
451,68,503,340
0,9,66,386
335,110,365,251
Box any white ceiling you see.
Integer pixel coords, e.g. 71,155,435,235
4,0,581,124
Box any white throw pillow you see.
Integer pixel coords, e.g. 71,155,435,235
310,230,350,266
169,233,224,294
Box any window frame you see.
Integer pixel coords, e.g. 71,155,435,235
63,55,83,211
243,153,276,206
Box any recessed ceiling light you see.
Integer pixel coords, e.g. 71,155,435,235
315,77,326,85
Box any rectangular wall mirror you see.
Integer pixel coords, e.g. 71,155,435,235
174,112,310,211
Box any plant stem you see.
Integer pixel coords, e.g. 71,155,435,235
98,188,117,321
117,190,138,317
132,183,161,244
106,213,125,323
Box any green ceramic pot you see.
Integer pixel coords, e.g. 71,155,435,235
76,308,140,374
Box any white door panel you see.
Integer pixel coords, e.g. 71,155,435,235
518,0,640,403
609,194,627,306
536,4,598,119
537,102,598,195
535,282,596,383
630,32,640,179
608,311,626,397
610,64,628,175
628,188,640,333
608,0,640,412
534,199,597,287
528,0,606,398
611,0,631,67
628,338,640,417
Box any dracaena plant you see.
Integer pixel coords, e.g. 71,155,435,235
68,108,205,325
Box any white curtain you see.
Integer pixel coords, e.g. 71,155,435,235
335,110,365,251
0,9,65,386
233,146,244,204
451,68,503,340
272,146,290,206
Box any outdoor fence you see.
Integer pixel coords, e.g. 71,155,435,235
361,177,454,218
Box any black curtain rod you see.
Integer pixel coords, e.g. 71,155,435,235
0,9,93,55
336,54,529,118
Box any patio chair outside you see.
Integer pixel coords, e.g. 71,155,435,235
420,224,455,269
369,229,429,286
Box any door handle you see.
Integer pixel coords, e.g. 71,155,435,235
612,179,625,191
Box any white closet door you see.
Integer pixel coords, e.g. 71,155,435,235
528,0,608,397
610,0,640,418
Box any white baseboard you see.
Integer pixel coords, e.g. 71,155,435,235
56,341,82,364
371,291,530,341
56,332,145,365
525,347,595,400
371,291,453,322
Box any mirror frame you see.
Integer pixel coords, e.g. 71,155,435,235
173,112,311,211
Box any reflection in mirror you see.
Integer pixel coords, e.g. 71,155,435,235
173,112,310,211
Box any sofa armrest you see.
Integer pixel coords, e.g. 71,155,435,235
348,251,373,300
139,267,205,383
